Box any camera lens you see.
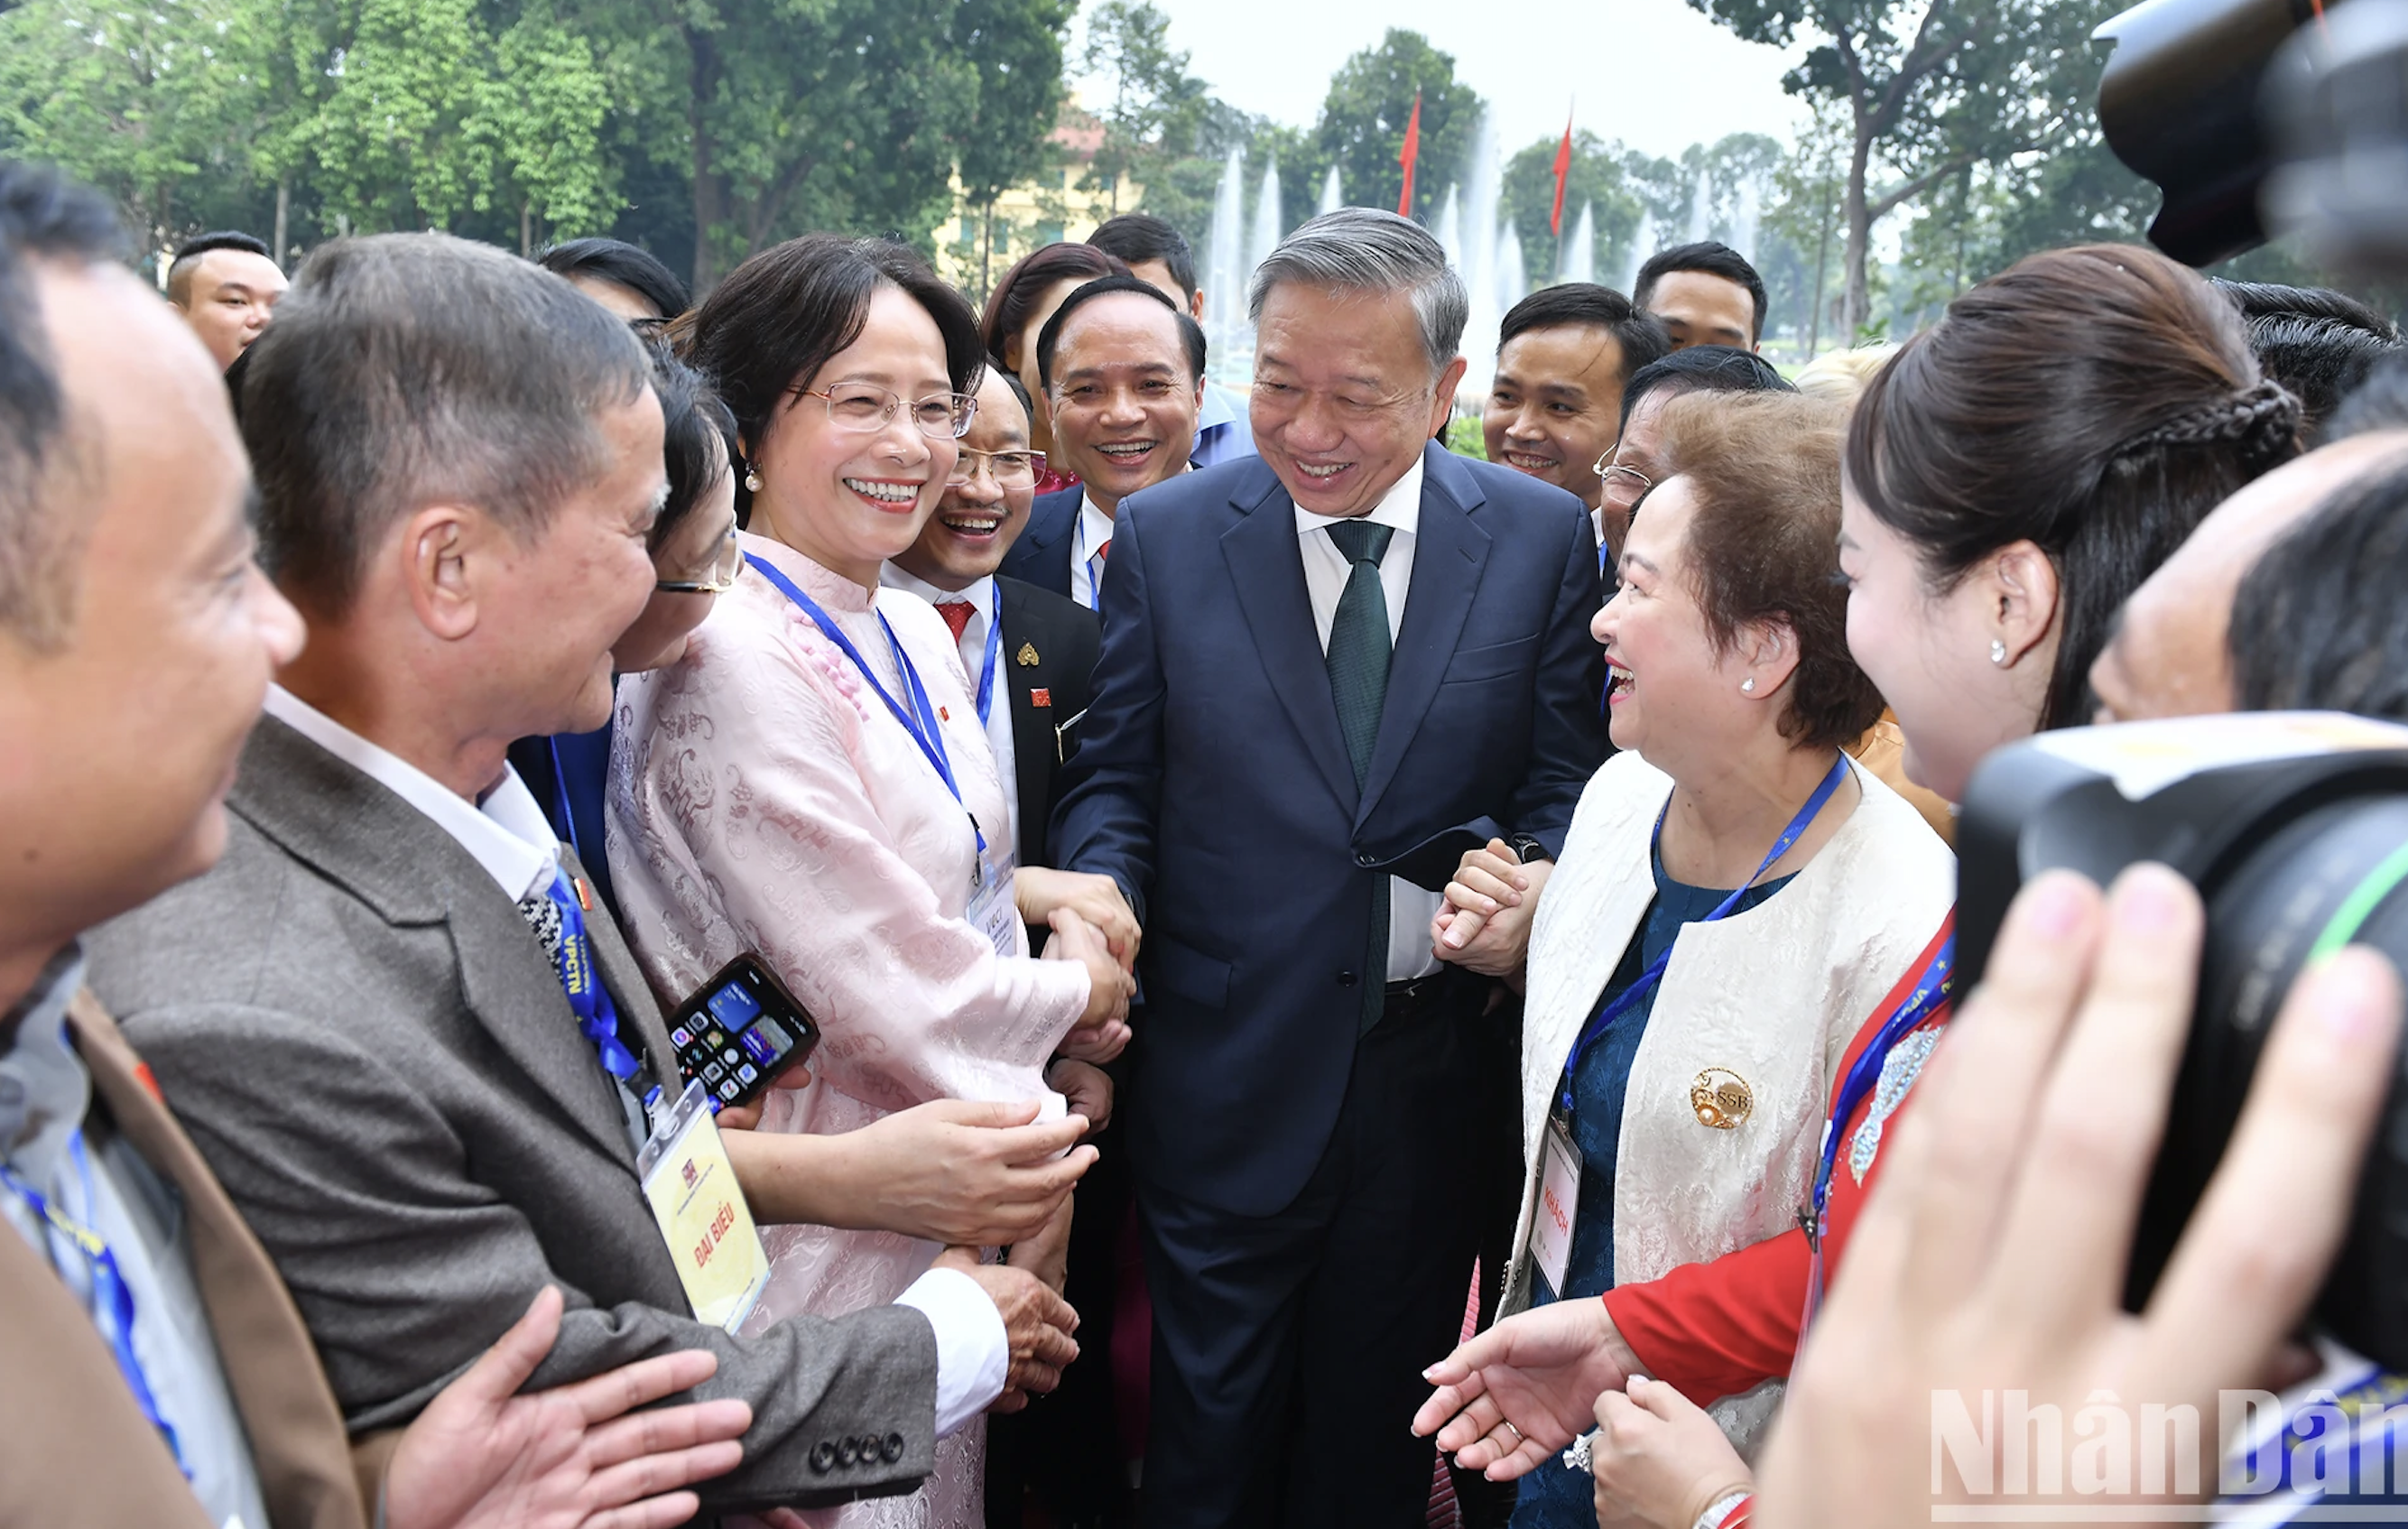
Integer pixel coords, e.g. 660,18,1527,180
2132,792,2408,1367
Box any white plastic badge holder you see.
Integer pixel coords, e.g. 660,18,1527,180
637,1080,769,1333
965,829,1021,958
1532,1117,1579,1299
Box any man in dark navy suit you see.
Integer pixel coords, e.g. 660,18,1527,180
1000,276,1206,611
1052,208,1608,1528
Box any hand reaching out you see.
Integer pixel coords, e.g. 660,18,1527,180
1412,1293,1641,1480
383,1285,752,1529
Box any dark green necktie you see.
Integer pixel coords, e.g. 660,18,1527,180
1326,518,1394,1033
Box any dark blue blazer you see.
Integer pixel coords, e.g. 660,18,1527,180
1001,484,1085,600
1051,443,1607,1215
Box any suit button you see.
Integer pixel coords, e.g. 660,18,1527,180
1355,852,1375,867
883,1432,907,1463
837,1435,861,1467
810,1441,837,1474
1337,969,1358,987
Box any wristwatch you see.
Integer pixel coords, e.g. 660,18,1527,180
1505,833,1551,865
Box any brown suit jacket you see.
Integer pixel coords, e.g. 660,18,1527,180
0,991,366,1529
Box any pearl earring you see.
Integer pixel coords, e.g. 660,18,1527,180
1990,638,2007,666
1740,676,1756,693
744,467,764,494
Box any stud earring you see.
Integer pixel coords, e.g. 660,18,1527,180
1740,676,1756,693
744,467,764,494
1990,638,2007,666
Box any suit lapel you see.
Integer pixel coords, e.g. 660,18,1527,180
997,580,1054,868
69,992,368,1529
1357,446,1490,823
1223,481,1358,812
234,719,641,1172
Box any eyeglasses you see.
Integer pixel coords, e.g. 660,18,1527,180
947,448,1046,489
1593,449,1654,501
799,383,977,440
654,516,743,595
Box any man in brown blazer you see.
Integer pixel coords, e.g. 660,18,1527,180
0,161,754,1529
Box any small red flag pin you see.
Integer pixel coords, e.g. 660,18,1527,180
1032,688,1052,708
939,705,951,722
574,877,594,912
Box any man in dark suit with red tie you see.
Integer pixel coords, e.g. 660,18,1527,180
999,276,1207,613
1053,209,1608,1528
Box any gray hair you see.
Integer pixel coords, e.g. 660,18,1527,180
242,232,653,616
1247,208,1468,380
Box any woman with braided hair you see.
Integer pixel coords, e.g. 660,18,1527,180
1414,243,2303,1529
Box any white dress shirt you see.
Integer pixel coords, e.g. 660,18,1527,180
262,687,1008,1436
1073,496,1115,612
880,566,1018,855
1292,456,1442,982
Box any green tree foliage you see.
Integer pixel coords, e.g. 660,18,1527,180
1081,0,1209,216
1687,0,2076,332
1313,29,1479,223
0,0,1072,292
1501,130,1639,290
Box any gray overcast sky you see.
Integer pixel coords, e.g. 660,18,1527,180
1069,0,1811,167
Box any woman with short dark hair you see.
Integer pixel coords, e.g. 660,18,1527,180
1434,390,1955,1526
607,235,1136,1527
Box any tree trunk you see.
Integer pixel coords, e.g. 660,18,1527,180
520,198,533,258
688,24,727,293
273,175,290,271
1806,170,1833,359
1842,124,1875,338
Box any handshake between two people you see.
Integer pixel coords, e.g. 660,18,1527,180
1412,865,2407,1529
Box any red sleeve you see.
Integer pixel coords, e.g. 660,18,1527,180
1601,916,1956,1406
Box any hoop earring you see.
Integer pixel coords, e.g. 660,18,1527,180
1990,638,2007,666
1740,676,1756,693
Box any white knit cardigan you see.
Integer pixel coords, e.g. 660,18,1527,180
1500,749,1955,1447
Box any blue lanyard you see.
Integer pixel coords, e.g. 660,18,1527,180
974,598,1002,727
1801,933,1955,1323
1,1134,188,1476
1556,755,1848,1114
746,553,985,856
546,738,584,866
545,870,643,1082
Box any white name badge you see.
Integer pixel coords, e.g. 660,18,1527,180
1532,1117,1580,1299
637,1080,769,1332
965,826,1021,959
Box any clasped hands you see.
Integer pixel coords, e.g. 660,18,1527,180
1430,838,1550,983
1022,866,1139,1062
1415,864,2408,1529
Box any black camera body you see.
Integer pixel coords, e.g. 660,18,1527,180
1959,712,2408,1368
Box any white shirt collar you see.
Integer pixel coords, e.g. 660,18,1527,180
880,563,996,624
264,686,560,902
1292,450,1425,542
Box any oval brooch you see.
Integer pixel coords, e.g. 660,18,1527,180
1690,1068,1753,1130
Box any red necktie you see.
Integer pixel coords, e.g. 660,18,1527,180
1097,540,1111,561
934,599,975,644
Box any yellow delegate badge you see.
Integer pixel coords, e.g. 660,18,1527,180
637,1080,769,1332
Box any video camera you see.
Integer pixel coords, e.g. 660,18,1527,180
1959,712,2408,1369
2098,0,2408,270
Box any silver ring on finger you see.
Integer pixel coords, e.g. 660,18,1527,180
1501,1420,1524,1445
